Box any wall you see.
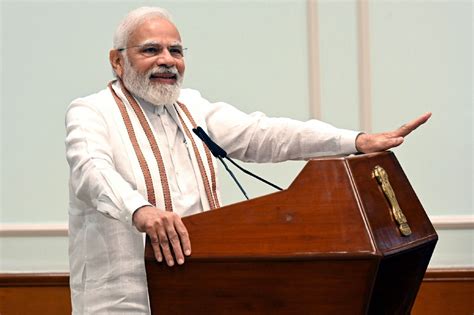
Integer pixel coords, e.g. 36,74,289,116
313,0,473,267
1,0,472,272
369,1,472,267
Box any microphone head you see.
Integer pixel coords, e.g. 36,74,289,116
192,127,227,158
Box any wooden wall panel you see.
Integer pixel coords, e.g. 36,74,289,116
0,269,472,314
0,287,71,315
0,273,71,315
412,269,474,315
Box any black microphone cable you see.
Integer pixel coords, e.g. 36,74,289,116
192,127,283,200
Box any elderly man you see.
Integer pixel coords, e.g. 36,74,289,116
65,6,430,314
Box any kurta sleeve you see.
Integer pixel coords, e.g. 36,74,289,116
201,97,360,163
65,99,151,225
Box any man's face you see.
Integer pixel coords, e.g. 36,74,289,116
125,17,185,80
115,17,186,105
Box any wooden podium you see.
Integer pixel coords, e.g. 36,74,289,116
145,151,437,314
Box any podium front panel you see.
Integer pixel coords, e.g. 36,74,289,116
146,257,379,314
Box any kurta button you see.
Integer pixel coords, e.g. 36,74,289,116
155,106,166,116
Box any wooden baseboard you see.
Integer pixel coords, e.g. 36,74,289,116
0,272,69,286
0,269,472,314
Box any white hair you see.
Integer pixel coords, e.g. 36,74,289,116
113,7,174,50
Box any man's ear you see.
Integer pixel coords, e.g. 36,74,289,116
109,49,124,78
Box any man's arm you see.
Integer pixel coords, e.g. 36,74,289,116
202,100,359,162
66,99,190,266
202,94,431,159
355,112,432,153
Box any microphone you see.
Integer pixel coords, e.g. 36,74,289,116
192,127,227,158
192,127,283,200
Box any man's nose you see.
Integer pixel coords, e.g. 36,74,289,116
155,48,175,67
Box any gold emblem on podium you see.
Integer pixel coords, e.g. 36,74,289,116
373,165,412,236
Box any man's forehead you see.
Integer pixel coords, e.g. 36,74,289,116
130,17,182,45
139,39,183,47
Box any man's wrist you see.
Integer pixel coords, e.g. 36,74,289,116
132,205,152,225
355,132,366,153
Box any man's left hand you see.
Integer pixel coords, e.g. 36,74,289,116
355,112,432,153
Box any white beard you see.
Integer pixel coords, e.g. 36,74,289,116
122,57,182,106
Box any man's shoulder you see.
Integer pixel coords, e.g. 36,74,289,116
66,87,117,120
70,87,113,107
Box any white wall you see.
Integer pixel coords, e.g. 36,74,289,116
0,0,472,271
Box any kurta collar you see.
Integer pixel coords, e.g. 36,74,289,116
134,96,172,117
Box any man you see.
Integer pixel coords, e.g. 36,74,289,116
65,6,431,314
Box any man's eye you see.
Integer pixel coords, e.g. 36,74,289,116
141,46,159,54
169,47,183,56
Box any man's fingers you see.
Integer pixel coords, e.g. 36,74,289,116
382,137,404,151
167,227,185,265
165,215,190,265
156,227,174,266
394,112,432,137
175,219,191,256
148,231,163,263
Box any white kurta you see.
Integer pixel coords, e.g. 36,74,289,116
65,82,359,314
